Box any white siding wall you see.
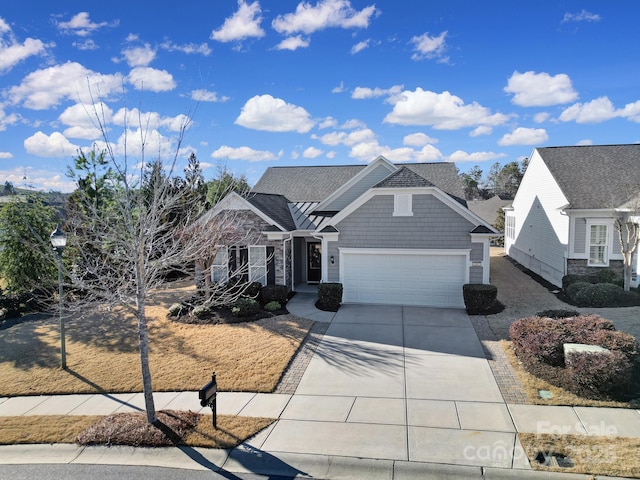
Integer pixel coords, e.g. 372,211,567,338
505,150,570,287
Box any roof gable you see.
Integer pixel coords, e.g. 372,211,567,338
374,166,434,188
315,156,397,212
537,144,640,210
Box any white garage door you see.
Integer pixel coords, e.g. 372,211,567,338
340,249,468,308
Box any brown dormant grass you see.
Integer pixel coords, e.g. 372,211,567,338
0,283,313,396
519,433,640,478
0,413,273,449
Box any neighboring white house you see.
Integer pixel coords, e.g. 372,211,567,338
504,144,639,288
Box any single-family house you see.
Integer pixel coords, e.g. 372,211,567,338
204,156,500,308
504,144,640,288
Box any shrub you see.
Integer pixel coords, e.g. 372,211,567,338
232,298,260,317
565,281,591,301
192,305,211,318
262,284,288,305
224,280,262,300
567,350,634,398
462,284,498,314
595,268,623,287
562,274,591,291
317,283,342,312
584,330,639,362
167,303,185,318
509,314,637,400
535,309,580,319
574,283,624,307
264,301,282,312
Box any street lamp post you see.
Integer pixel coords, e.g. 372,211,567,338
50,226,67,369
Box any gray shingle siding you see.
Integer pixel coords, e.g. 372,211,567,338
469,266,484,283
323,163,394,211
470,243,484,262
574,218,586,254
335,194,475,249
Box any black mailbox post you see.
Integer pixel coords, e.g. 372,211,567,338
198,372,218,429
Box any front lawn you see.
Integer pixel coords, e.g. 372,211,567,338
0,284,313,396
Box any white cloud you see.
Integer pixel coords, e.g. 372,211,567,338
349,141,442,163
559,96,618,123
274,35,310,51
0,166,75,192
59,102,112,127
403,132,438,147
211,0,265,43
73,39,98,50
94,127,184,160
410,31,447,62
57,12,118,37
505,71,578,107
332,81,345,93
0,107,19,131
576,139,593,146
469,126,492,137
498,127,549,146
302,146,323,158
127,67,176,92
326,151,336,159
190,89,229,102
351,39,370,54
8,62,124,109
24,131,79,157
447,150,507,163
0,152,13,159
318,117,338,129
235,94,315,133
340,118,366,129
317,128,376,147
122,44,156,67
211,145,277,162
111,108,190,132
562,10,601,23
160,40,212,56
272,0,377,35
534,112,550,123
384,88,510,130
352,84,403,100
0,17,50,73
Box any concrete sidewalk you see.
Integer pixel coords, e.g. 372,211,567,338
1,293,639,478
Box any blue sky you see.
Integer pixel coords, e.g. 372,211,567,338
1,1,639,192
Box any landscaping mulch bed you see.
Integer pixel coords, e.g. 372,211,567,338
171,305,289,325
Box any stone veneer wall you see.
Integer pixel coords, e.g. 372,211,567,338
566,259,624,278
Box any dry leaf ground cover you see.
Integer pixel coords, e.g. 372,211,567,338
0,282,313,396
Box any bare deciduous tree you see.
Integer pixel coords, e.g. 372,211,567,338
614,194,640,292
63,103,256,424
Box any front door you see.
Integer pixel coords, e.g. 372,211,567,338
307,242,322,283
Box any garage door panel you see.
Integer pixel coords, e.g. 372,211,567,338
341,251,466,308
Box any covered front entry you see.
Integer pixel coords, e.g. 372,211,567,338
340,248,468,308
307,242,322,283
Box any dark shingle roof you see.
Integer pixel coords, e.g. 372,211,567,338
246,193,296,231
252,160,466,205
467,195,511,225
538,144,640,209
252,165,364,202
374,166,434,188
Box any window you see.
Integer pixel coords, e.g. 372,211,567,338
211,247,228,283
505,215,515,240
249,245,267,285
589,224,608,266
393,193,413,216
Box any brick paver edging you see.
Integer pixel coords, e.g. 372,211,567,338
470,315,529,404
274,321,330,394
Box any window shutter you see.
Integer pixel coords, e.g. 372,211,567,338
266,246,276,285
239,247,249,282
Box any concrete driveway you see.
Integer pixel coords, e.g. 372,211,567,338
253,301,525,468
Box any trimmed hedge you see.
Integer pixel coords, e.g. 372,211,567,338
231,298,260,317
262,284,288,305
574,283,625,307
317,283,342,312
462,284,497,314
509,314,639,399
